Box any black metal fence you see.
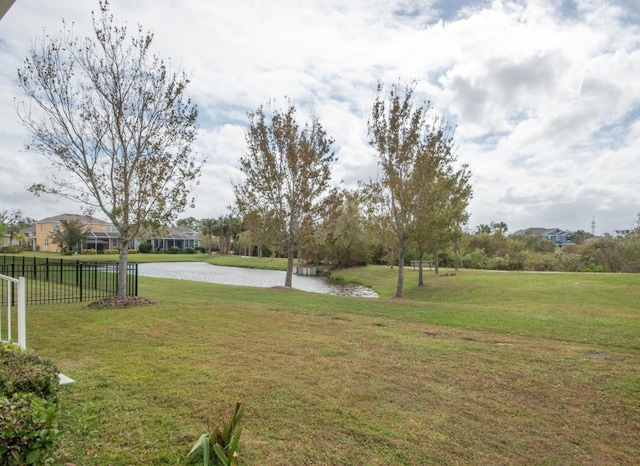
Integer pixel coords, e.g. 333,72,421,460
0,256,137,305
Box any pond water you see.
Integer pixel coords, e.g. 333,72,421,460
137,262,378,298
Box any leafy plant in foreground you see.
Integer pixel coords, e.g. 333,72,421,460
188,401,244,466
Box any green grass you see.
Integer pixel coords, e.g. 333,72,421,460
10,251,289,269
23,266,640,465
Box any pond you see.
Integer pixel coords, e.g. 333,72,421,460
137,262,378,298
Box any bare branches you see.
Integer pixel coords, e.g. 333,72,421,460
16,3,201,296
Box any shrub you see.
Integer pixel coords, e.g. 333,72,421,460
82,248,98,255
462,248,488,269
0,393,59,465
0,344,60,465
103,249,119,254
127,249,138,254
0,345,59,400
185,247,196,254
169,246,180,254
138,242,153,254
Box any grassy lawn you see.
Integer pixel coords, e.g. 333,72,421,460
23,265,640,465
10,251,289,270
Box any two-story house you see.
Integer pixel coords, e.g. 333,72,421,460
34,214,119,252
512,227,575,247
34,213,201,253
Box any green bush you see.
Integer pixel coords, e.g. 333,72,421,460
0,345,59,400
0,393,59,465
82,248,98,255
127,249,138,254
103,249,119,254
185,247,196,254
138,242,153,254
169,246,180,254
0,345,60,465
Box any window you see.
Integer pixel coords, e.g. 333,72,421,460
44,238,49,246
53,222,59,231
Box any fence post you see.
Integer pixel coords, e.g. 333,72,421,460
18,277,26,350
79,262,83,302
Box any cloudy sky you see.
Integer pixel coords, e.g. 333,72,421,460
1,0,638,235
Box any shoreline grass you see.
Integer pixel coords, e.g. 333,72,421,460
22,266,640,464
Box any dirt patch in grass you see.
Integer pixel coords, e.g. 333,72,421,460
87,296,154,309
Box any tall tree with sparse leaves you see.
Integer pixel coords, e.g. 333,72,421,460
367,80,465,298
16,2,202,296
412,123,472,283
234,101,335,287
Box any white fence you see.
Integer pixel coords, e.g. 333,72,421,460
0,274,26,349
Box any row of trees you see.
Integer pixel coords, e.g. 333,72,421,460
231,83,472,298
16,4,471,297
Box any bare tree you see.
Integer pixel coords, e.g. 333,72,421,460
16,2,202,296
234,101,335,287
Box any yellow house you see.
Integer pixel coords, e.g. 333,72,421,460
34,214,119,252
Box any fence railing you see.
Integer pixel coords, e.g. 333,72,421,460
0,256,137,306
0,274,26,349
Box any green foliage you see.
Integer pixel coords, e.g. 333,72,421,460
0,345,59,400
462,248,489,269
103,249,119,254
0,345,60,465
48,219,90,254
461,229,640,272
82,248,98,255
138,242,153,253
185,247,196,254
0,393,59,466
234,101,336,287
169,246,180,254
188,402,244,466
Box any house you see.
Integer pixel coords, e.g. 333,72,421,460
540,228,574,246
511,227,575,247
33,214,201,253
141,226,201,252
34,214,118,252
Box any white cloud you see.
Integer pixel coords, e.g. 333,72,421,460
0,0,638,234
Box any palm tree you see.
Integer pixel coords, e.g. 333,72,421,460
491,221,508,236
200,218,216,255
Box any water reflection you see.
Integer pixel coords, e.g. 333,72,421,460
138,262,378,298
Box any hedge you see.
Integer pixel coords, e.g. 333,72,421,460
0,344,60,465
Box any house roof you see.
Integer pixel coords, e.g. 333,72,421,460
512,227,574,237
511,227,549,237
37,213,108,225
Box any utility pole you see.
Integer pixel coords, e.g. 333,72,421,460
591,217,596,236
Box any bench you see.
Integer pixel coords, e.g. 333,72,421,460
410,260,434,271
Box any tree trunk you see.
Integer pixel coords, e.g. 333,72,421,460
434,251,440,275
285,235,295,287
395,250,405,298
418,245,425,287
454,242,459,271
117,240,129,298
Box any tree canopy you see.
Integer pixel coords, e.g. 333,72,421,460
367,81,470,298
49,219,90,254
233,101,335,287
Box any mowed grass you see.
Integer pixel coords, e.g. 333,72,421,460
24,266,640,465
